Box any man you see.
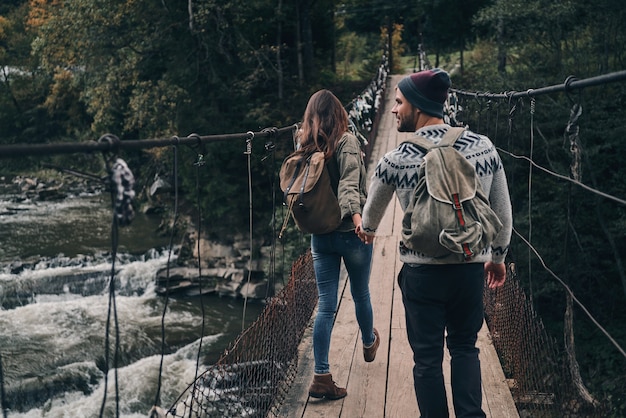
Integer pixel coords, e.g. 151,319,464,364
357,69,512,417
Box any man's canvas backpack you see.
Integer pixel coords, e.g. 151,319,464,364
401,127,503,262
278,151,341,236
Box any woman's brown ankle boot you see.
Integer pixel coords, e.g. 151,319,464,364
308,373,347,400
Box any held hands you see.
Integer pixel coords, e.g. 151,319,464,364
484,261,506,289
352,214,375,244
355,222,375,244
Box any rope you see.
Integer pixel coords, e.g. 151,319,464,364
152,140,181,410
279,197,295,239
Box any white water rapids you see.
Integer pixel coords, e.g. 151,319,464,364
0,193,264,417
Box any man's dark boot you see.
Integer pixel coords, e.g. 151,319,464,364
308,373,347,400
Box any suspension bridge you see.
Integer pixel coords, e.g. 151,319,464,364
1,58,625,417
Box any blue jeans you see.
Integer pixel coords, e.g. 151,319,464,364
311,230,374,374
398,263,486,418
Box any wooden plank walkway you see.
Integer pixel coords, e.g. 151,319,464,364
277,75,519,418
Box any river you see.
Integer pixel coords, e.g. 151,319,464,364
0,192,265,417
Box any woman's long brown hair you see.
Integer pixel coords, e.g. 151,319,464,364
297,89,349,160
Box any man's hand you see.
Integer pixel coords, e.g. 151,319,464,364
485,261,506,289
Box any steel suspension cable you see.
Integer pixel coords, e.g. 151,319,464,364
0,126,296,158
513,227,626,359
450,70,626,100
497,148,626,206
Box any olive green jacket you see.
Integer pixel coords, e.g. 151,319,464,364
327,132,368,232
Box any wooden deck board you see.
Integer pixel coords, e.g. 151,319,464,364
277,75,519,418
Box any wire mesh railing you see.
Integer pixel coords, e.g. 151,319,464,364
445,68,626,416
158,250,316,418
484,265,611,417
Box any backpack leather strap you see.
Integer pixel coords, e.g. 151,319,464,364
298,155,313,206
284,158,304,198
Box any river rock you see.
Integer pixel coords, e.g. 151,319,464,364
155,266,266,299
192,237,237,261
37,186,67,201
239,280,268,299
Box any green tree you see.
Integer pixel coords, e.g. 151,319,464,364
338,0,412,72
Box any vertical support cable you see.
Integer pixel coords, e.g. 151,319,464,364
99,157,125,418
189,133,207,416
97,134,133,418
528,95,536,303
261,128,278,295
153,139,180,411
242,132,254,332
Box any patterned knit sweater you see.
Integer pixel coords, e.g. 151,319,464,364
361,124,512,265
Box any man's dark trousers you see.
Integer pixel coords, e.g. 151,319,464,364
398,262,487,418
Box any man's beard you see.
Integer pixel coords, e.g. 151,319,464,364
397,115,415,132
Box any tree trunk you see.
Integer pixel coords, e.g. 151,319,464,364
276,0,283,100
1,67,22,113
295,1,304,86
331,8,336,74
497,15,506,74
459,47,464,74
301,0,314,82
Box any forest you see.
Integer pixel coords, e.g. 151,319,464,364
1,0,625,415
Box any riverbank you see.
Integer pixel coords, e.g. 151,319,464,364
1,171,284,301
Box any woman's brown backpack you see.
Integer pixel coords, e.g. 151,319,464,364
279,151,341,237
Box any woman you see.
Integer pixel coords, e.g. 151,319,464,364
297,89,379,400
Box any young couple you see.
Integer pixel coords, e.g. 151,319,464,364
297,69,512,418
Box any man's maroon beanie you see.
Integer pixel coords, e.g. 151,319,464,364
397,68,451,118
